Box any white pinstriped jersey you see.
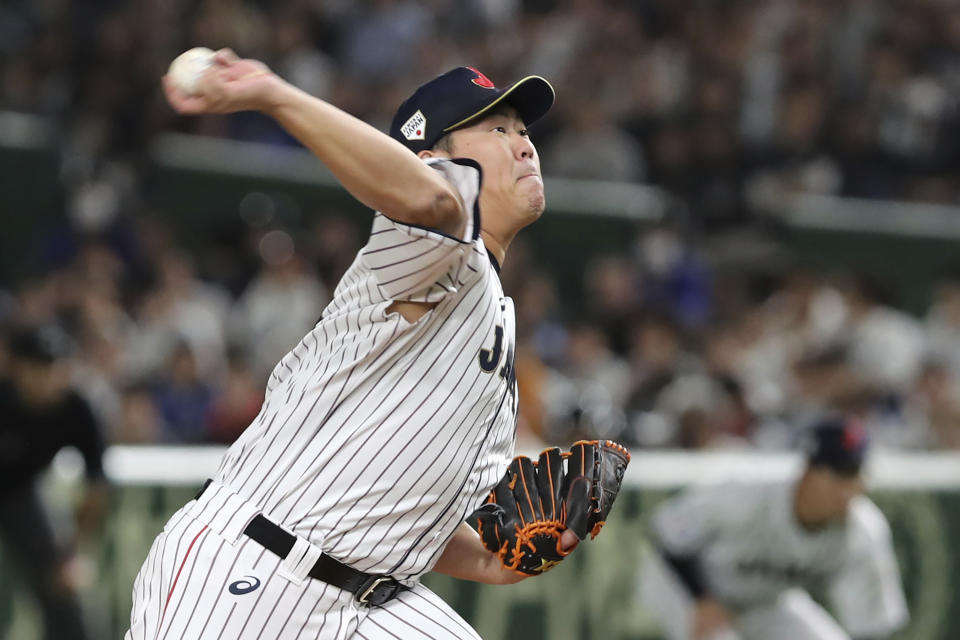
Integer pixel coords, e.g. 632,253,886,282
652,481,908,636
214,158,518,580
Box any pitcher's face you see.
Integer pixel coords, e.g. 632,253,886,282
446,107,545,224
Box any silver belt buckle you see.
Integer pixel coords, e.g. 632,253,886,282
357,576,397,605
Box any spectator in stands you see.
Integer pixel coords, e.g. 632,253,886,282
909,359,960,449
308,214,363,286
543,319,631,445
340,0,432,84
925,273,960,381
153,249,231,380
116,383,163,444
652,372,750,450
205,350,264,444
634,225,711,328
271,8,336,101
541,93,646,182
150,341,215,443
583,254,642,355
840,274,925,399
625,313,693,422
230,235,328,381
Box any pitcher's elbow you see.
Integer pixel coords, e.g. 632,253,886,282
407,187,465,233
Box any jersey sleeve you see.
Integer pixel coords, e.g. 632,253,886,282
360,157,483,302
828,498,909,637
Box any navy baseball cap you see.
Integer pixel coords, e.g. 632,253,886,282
389,67,555,154
805,415,869,476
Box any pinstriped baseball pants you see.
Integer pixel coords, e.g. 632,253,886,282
125,503,481,640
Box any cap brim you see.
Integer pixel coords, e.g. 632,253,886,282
443,75,555,132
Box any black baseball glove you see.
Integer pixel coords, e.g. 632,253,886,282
469,440,631,575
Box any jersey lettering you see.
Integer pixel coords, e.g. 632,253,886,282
500,336,517,412
478,325,503,372
498,338,515,384
736,559,830,586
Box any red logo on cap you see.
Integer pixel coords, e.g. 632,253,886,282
842,419,866,451
468,67,496,89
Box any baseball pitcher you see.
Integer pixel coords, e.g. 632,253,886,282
124,50,629,640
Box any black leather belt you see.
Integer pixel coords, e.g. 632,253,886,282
195,479,406,606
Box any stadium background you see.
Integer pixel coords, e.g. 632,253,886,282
3,0,960,637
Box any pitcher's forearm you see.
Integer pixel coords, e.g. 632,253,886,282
432,523,526,585
266,83,464,230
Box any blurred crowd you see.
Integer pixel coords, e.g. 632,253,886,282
2,0,960,453
7,0,960,223
3,214,960,454
503,229,960,451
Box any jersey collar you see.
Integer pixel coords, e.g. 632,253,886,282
485,248,501,274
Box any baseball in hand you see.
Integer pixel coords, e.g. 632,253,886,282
167,47,215,95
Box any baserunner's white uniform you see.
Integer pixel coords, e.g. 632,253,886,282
126,158,517,639
638,481,908,640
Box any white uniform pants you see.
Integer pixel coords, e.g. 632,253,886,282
638,548,850,640
125,485,480,640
